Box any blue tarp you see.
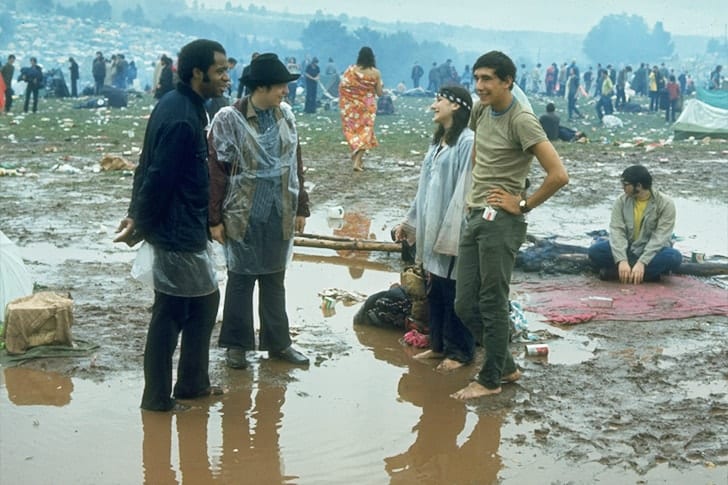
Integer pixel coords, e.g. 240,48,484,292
697,88,728,110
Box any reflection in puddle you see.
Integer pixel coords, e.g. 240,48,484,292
3,368,74,406
526,197,728,257
677,380,727,399
17,241,133,265
3,207,721,483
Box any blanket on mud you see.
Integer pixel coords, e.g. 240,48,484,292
518,275,728,324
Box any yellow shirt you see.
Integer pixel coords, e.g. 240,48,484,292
633,195,651,240
649,72,657,92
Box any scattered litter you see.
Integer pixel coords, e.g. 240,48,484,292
326,206,345,219
401,329,429,348
581,296,614,308
50,163,81,174
602,115,623,129
318,288,367,305
99,155,136,171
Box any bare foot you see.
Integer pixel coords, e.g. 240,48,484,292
436,358,466,372
450,381,501,400
501,369,522,383
413,349,444,360
352,149,365,171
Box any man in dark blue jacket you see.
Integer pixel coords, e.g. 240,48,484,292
21,57,43,113
114,39,230,412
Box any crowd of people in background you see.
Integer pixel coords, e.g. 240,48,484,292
0,28,717,410
0,43,723,122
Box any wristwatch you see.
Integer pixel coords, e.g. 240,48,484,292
519,199,531,214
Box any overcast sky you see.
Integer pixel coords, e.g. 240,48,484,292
204,0,725,38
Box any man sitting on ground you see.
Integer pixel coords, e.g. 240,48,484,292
587,165,682,284
539,103,586,142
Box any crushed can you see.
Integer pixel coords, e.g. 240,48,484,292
525,344,549,356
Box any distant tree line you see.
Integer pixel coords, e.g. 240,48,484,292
583,14,675,64
299,20,461,88
6,2,724,83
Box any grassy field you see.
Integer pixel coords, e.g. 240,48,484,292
1,90,723,161
1,89,726,207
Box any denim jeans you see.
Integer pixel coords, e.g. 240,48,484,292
596,95,613,120
455,209,527,389
428,274,474,364
587,239,682,280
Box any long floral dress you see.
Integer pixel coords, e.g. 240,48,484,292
339,65,379,154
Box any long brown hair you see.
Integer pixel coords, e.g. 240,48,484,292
433,86,472,146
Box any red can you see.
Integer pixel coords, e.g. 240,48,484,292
525,344,549,356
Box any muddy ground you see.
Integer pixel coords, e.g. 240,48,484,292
1,115,727,483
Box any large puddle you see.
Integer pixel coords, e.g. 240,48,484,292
2,205,726,483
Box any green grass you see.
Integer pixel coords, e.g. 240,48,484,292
1,90,721,165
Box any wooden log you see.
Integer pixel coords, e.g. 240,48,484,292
523,253,728,277
297,232,367,243
675,262,728,277
295,232,728,277
294,236,401,252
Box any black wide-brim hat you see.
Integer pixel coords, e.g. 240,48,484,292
242,53,300,85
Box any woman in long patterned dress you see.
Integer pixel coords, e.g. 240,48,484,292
339,46,383,171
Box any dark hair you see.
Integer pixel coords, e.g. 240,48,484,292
433,86,472,147
356,47,376,69
472,51,516,90
177,39,226,84
621,165,653,191
546,102,556,113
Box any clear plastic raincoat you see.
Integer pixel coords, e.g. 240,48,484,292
209,102,301,275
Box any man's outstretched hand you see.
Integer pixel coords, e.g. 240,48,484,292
113,217,142,247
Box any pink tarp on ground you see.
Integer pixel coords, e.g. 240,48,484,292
518,275,728,324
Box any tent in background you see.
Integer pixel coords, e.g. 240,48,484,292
0,231,34,324
673,88,728,139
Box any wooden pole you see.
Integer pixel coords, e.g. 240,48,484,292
293,233,728,276
294,236,401,252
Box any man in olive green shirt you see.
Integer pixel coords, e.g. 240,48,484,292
452,51,569,401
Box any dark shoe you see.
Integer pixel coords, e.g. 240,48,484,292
599,267,618,281
226,348,248,369
644,273,662,283
171,402,191,412
175,385,226,400
270,346,309,366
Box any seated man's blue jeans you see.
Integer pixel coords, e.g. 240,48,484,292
587,239,682,281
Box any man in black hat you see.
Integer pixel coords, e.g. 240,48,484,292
208,53,311,369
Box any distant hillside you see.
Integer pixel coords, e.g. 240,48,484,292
1,6,714,90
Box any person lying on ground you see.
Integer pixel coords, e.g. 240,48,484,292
538,102,587,142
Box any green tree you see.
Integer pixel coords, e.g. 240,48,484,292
0,11,15,44
706,38,728,56
300,20,354,64
583,14,673,64
23,0,53,11
121,4,146,25
650,21,674,60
